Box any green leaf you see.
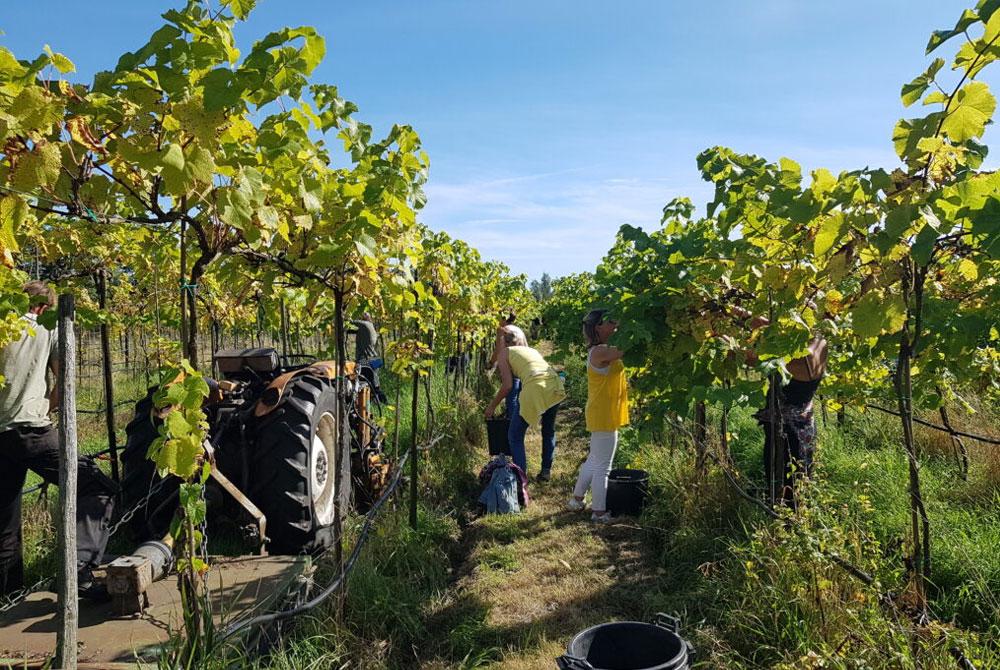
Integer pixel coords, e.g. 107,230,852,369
200,69,242,112
161,144,185,171
173,434,202,479
11,142,62,191
926,9,979,54
893,114,943,163
161,382,187,407
884,204,918,241
0,47,26,79
0,196,25,258
778,157,801,189
814,212,846,256
852,292,906,339
10,87,64,133
911,222,939,266
810,168,837,197
160,143,188,194
982,0,1000,22
223,0,257,20
941,82,996,142
184,145,215,185
43,45,75,74
901,58,944,107
983,5,1000,43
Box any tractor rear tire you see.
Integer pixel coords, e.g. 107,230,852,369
121,390,179,540
251,375,352,555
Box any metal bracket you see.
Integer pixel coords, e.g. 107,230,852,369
209,464,267,555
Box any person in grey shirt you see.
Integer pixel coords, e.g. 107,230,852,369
352,312,379,363
350,312,387,404
0,281,117,600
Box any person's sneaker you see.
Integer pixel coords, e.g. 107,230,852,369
536,468,551,482
566,498,586,511
590,511,613,524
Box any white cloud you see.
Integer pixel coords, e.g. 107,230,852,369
423,168,710,278
420,141,909,280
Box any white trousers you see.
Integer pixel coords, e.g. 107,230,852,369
573,431,618,511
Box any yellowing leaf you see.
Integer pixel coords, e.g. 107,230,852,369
957,257,979,281
66,116,105,154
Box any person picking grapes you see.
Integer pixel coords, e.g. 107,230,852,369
730,304,827,505
568,309,629,523
485,329,564,480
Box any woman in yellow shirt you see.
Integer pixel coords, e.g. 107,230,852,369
485,330,566,478
569,309,629,523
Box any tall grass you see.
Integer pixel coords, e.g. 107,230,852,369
617,399,1000,668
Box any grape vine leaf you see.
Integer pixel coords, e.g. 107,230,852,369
901,58,944,107
926,9,979,54
941,82,996,143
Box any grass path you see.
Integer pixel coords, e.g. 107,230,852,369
420,404,666,669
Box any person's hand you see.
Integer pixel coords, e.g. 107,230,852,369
484,404,496,419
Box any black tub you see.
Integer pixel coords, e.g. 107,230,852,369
486,417,510,455
606,468,649,517
557,614,692,670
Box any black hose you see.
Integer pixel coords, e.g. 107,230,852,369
216,442,419,643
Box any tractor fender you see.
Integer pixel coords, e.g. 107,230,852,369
253,360,357,418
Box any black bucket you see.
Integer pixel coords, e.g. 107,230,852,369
486,417,510,455
606,469,649,517
557,614,692,670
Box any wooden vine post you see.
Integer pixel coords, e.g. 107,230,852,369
423,328,435,437
896,259,931,619
766,372,784,508
179,219,188,362
55,293,78,670
332,285,348,617
409,364,419,529
96,269,119,483
693,401,708,475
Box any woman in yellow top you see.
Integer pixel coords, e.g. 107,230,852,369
569,309,629,523
485,329,566,479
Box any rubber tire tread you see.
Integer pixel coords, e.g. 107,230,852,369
250,375,350,555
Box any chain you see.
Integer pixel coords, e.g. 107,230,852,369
198,482,209,585
0,577,53,613
105,476,173,538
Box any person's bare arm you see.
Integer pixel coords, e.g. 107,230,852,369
485,347,513,417
788,337,828,381
590,344,623,368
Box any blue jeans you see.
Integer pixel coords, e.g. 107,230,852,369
508,388,560,474
505,378,522,418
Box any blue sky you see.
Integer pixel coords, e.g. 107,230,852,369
1,1,990,279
